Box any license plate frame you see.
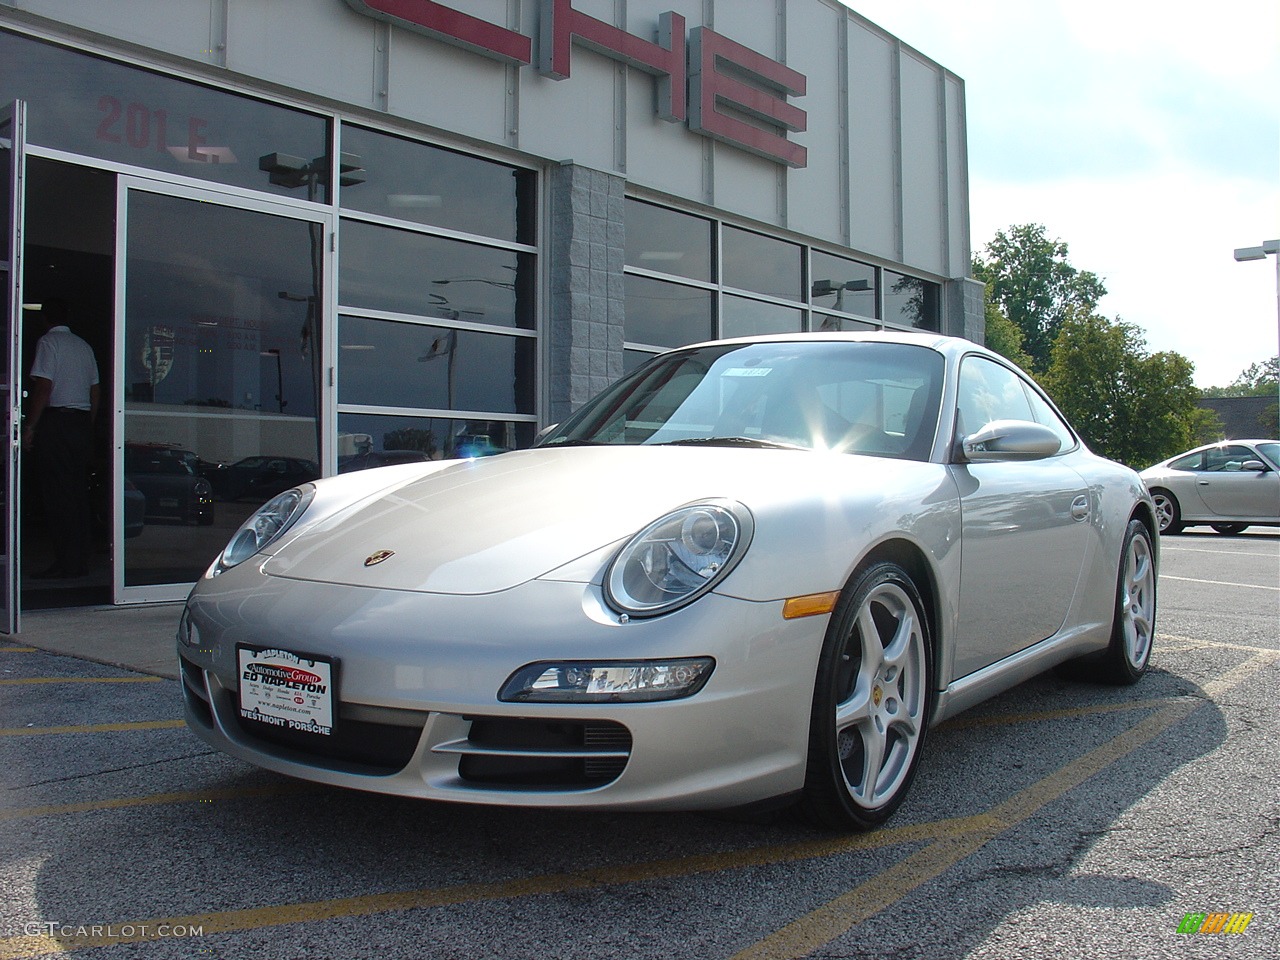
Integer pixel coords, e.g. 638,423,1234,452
236,645,337,737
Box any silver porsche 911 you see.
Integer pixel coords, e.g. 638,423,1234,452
178,332,1158,831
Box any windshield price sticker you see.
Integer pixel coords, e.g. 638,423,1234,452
237,647,335,736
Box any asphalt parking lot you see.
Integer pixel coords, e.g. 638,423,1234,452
1,530,1277,959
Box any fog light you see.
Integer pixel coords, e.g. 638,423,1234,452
499,658,714,703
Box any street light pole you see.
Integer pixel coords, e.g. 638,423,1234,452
1232,240,1280,418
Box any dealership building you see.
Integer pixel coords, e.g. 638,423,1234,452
0,0,978,618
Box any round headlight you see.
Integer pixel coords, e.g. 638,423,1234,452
212,485,314,575
604,501,752,617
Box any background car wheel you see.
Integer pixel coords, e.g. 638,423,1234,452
1093,518,1157,685
1211,523,1249,535
800,561,932,831
1149,488,1183,535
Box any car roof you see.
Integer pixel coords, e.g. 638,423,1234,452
674,329,993,363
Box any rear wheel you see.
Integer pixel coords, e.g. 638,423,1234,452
1150,489,1183,535
1211,523,1248,535
800,562,932,831
1096,519,1157,685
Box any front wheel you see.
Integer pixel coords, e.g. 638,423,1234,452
800,562,932,831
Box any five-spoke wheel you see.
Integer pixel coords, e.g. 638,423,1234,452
802,562,931,830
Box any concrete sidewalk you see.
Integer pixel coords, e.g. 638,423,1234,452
10,603,184,679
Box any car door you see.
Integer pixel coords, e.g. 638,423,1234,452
948,355,1092,679
1195,444,1280,521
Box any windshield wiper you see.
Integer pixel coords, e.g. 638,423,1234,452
657,436,809,451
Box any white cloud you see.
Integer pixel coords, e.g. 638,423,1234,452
846,0,1279,386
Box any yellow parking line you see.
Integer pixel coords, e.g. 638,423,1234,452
731,649,1279,960
0,676,162,686
0,719,185,737
0,646,36,652
0,783,313,823
0,647,1270,957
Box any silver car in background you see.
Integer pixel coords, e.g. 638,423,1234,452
1139,439,1279,535
178,332,1157,832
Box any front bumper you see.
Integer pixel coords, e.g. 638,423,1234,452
179,566,826,811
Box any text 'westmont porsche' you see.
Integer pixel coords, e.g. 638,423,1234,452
179,331,1158,831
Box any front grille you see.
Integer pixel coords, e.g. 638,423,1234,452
225,690,428,774
450,718,632,788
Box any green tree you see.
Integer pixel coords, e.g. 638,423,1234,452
1042,312,1200,468
981,287,1034,371
1200,356,1279,397
973,224,1107,373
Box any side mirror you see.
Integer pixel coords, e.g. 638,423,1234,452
960,419,1062,463
1241,459,1269,472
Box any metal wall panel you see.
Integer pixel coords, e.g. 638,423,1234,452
900,49,945,276
845,22,898,261
785,1,845,245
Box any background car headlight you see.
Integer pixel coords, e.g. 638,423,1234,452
212,485,314,575
604,500,752,617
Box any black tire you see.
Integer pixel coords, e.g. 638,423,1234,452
1095,519,1157,685
800,561,933,831
1211,523,1248,535
1149,488,1183,535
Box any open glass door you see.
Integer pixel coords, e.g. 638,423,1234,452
1,101,27,634
116,179,331,603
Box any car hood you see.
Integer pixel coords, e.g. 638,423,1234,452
261,446,932,595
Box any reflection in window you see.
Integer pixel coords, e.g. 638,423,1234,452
339,219,532,328
721,295,803,340
624,275,714,348
722,226,802,300
810,251,876,318
339,124,535,243
625,199,713,282
337,412,535,470
0,30,330,200
338,315,534,414
883,270,940,331
813,313,877,333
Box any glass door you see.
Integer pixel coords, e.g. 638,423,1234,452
1,101,26,633
116,179,331,603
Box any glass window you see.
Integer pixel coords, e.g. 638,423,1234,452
123,191,324,588
722,226,802,300
1205,445,1256,472
624,275,714,348
813,313,877,333
883,270,940,330
956,356,1035,437
0,31,330,201
721,295,803,340
810,251,876,318
337,412,534,469
1168,452,1202,471
1024,384,1077,452
340,219,532,328
339,125,534,244
625,199,713,282
338,315,534,414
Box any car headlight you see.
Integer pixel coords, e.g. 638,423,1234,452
604,500,752,617
212,485,314,575
500,658,715,703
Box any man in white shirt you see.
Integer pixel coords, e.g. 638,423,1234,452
23,299,100,579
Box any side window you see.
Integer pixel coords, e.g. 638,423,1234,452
1168,452,1202,471
956,356,1034,436
1205,445,1254,472
1023,384,1077,452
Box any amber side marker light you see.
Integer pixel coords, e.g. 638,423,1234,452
782,591,841,619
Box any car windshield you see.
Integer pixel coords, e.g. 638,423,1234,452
1256,442,1279,467
541,340,944,460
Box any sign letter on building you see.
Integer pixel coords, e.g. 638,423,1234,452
343,0,532,65
538,0,685,122
688,27,807,168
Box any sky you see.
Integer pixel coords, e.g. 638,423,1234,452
845,0,1279,388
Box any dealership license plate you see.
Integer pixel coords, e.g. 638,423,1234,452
236,646,336,736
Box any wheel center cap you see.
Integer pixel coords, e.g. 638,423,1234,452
872,685,883,708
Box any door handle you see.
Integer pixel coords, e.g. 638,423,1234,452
1071,495,1090,521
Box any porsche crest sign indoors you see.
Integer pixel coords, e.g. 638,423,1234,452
343,0,809,167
